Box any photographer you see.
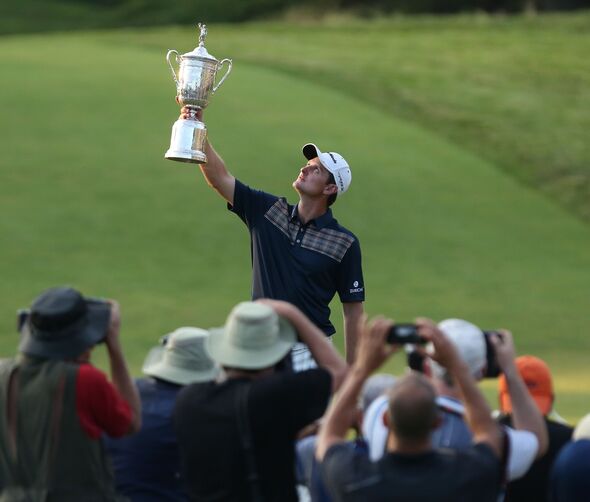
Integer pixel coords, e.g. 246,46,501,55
174,299,347,502
0,286,141,501
496,355,571,501
317,317,505,501
362,319,548,482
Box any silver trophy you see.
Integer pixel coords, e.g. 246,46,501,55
165,23,232,164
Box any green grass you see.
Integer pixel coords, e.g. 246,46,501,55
115,13,590,221
1,19,590,422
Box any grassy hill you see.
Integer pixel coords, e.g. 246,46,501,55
1,18,589,420
133,13,590,222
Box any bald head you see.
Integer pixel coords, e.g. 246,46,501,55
387,373,439,442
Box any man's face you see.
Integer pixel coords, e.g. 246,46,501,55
293,157,336,197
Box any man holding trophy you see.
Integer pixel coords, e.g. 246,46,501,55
165,25,365,369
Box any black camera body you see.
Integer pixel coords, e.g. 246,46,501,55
483,330,504,378
387,323,427,345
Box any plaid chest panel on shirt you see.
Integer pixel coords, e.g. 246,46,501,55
264,199,354,263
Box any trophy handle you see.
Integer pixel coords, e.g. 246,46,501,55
166,49,180,87
212,58,233,94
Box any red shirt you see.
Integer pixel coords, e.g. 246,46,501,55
75,363,132,439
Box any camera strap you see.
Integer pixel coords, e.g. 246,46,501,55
235,383,265,502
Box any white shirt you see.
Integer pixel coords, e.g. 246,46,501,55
362,394,539,481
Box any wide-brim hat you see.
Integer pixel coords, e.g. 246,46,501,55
143,327,219,385
19,286,111,360
302,143,352,193
207,302,296,370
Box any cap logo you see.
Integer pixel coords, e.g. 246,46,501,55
328,153,337,163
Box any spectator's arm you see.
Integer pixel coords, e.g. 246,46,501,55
104,301,141,434
257,299,348,391
317,317,398,461
343,301,364,364
491,331,548,458
180,107,235,204
417,318,503,458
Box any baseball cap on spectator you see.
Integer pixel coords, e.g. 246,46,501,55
207,302,296,370
302,143,352,193
499,355,553,415
143,327,219,385
430,319,487,381
19,286,111,360
573,413,590,441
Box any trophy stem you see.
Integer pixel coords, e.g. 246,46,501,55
184,105,201,121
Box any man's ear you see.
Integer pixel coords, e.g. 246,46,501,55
323,183,338,196
382,410,390,428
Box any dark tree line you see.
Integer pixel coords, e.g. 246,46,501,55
32,0,590,25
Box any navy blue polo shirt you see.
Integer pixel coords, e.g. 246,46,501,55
229,179,365,336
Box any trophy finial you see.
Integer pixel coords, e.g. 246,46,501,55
198,23,208,47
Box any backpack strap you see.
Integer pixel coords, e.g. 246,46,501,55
500,426,511,487
0,359,20,462
235,383,265,502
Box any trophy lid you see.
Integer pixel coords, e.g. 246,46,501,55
181,23,218,62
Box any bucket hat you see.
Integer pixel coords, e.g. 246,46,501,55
19,286,111,360
143,327,219,385
206,302,296,370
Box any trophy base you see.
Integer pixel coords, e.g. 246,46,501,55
165,149,207,164
165,117,208,165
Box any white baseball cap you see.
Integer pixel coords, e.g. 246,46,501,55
430,319,487,381
302,143,352,193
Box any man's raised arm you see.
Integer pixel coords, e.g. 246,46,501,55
180,107,235,205
417,318,504,459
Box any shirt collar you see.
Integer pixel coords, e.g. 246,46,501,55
290,204,334,230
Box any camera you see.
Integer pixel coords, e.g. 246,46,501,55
387,323,427,345
483,330,504,378
406,349,426,373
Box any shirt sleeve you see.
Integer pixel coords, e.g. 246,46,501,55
456,443,502,494
504,427,539,480
76,364,133,439
227,179,279,230
269,369,332,432
320,442,372,500
336,236,365,303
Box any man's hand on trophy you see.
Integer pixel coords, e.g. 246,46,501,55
178,105,203,122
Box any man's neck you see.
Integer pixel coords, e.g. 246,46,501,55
387,434,433,455
432,378,461,401
297,197,329,225
223,367,273,380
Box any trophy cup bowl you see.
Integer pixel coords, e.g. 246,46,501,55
165,24,232,164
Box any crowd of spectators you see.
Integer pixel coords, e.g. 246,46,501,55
1,285,589,501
